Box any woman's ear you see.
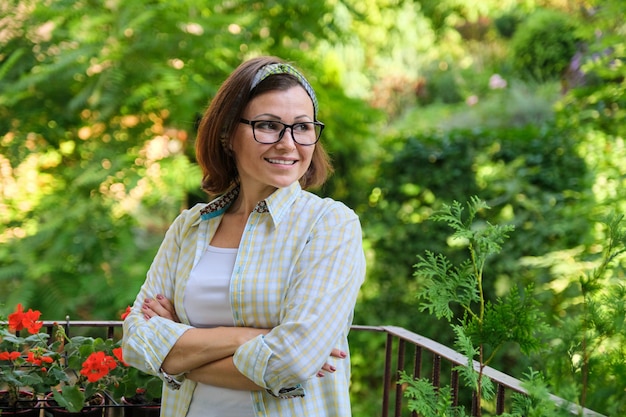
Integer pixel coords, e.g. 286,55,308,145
220,133,233,155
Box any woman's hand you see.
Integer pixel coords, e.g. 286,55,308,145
142,294,179,322
316,348,346,377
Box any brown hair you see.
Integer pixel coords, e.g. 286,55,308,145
195,56,333,196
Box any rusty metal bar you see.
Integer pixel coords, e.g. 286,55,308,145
414,345,422,379
412,345,422,417
472,391,479,417
496,383,505,415
382,332,394,417
432,354,441,390
395,338,406,417
451,369,459,407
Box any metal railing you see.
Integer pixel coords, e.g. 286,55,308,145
9,321,605,417
351,325,605,417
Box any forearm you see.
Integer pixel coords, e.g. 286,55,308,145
161,326,267,375
186,356,264,391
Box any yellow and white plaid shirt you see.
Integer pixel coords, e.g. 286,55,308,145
122,182,366,416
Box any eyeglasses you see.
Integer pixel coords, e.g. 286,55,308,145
240,118,324,146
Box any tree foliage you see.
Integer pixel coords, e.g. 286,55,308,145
0,0,379,318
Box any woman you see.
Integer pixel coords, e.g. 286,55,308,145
122,56,366,416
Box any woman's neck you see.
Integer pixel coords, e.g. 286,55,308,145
230,184,276,214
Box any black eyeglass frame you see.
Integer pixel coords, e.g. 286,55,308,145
239,118,325,146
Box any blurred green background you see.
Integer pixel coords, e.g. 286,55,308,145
1,0,625,415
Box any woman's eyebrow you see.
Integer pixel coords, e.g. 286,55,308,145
250,113,313,121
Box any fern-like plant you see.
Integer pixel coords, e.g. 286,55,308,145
402,197,547,416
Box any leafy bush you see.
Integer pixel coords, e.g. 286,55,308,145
421,67,465,105
510,9,583,82
555,1,626,140
494,11,522,39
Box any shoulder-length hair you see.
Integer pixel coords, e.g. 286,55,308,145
195,56,332,196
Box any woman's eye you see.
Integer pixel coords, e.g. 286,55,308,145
294,123,311,132
256,121,281,131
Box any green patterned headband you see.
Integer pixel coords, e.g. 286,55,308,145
250,63,319,119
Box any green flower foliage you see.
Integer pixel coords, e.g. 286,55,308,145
414,198,546,367
556,0,626,140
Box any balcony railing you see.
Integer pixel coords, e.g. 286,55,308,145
351,325,605,417
10,320,606,417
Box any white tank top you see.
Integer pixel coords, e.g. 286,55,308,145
184,246,255,417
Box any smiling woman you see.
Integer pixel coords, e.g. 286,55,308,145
233,86,316,193
195,58,333,196
122,56,366,417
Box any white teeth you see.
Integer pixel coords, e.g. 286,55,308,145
267,158,296,165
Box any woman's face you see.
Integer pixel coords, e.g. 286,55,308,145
232,85,316,196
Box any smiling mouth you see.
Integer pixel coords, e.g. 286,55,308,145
266,158,296,165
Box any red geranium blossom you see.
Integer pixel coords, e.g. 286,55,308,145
80,351,117,383
0,351,21,361
120,306,131,320
112,347,129,366
26,351,54,366
7,303,43,334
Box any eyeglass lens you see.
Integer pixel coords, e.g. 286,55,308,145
252,120,321,145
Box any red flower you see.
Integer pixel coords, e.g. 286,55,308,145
113,347,129,366
8,303,43,334
120,306,131,320
0,351,21,361
79,351,117,383
7,303,24,330
25,351,54,366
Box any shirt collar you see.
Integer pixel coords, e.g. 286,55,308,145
199,182,301,225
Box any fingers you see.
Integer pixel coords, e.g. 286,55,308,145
316,363,337,378
155,294,180,321
142,294,180,322
316,349,347,377
329,348,347,359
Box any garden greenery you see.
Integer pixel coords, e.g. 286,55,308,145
401,198,546,416
1,0,625,416
401,209,625,416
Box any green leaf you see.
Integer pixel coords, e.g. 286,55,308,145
415,251,479,321
399,371,470,417
53,385,86,413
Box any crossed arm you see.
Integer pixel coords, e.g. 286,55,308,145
141,295,343,391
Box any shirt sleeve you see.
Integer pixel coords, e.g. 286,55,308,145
233,202,366,394
122,211,194,381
